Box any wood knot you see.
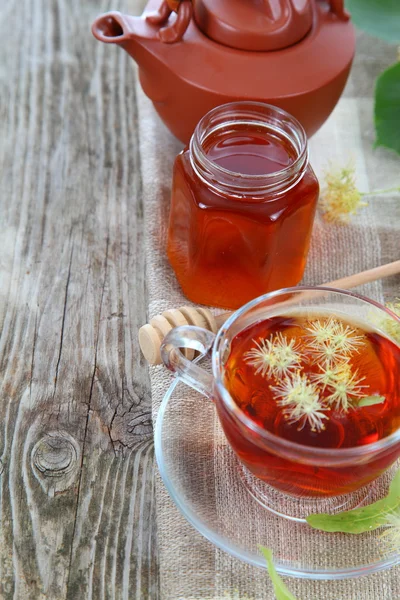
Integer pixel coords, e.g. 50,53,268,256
110,411,153,451
127,412,153,441
31,432,81,496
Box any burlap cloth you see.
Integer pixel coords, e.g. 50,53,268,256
137,32,400,600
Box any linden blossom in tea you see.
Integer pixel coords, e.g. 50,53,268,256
225,314,400,447
223,313,400,496
161,288,400,505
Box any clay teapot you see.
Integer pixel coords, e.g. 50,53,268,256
92,0,355,144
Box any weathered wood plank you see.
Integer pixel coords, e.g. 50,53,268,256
0,0,158,597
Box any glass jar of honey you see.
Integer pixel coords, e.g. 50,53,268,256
167,102,319,309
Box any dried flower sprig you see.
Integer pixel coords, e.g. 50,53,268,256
319,162,400,224
272,373,329,432
244,333,302,379
320,163,367,223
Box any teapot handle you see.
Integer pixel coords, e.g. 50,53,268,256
327,0,350,21
146,0,193,44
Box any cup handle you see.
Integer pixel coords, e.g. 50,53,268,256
160,326,216,399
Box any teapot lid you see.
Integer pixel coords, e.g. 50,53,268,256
193,0,314,51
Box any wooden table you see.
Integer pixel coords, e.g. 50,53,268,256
0,0,159,597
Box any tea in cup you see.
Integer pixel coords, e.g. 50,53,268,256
161,288,400,516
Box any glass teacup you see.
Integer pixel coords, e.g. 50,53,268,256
161,288,400,517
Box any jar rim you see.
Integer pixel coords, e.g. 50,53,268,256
189,101,309,197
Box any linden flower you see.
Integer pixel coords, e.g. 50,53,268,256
329,320,365,354
319,163,367,223
320,162,400,224
244,337,276,378
305,317,338,345
271,332,303,378
379,512,400,554
306,317,365,362
310,361,352,390
324,367,367,412
272,373,329,432
244,333,302,379
306,342,347,365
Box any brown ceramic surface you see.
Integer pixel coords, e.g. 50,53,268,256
92,0,355,144
193,0,314,51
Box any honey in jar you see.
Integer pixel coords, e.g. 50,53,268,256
167,102,319,309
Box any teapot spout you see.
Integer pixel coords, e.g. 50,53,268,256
92,12,130,45
92,11,140,45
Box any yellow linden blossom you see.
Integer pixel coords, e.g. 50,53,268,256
319,162,400,224
324,367,367,412
371,300,400,345
329,321,365,354
319,164,367,223
379,512,400,554
308,343,347,365
272,373,329,432
304,317,338,345
305,317,365,362
244,333,302,379
272,332,303,378
244,337,276,378
311,361,352,390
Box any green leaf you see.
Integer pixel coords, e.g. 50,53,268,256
375,62,400,155
307,497,393,533
306,470,400,534
346,0,400,43
259,547,298,600
388,467,400,500
356,395,386,408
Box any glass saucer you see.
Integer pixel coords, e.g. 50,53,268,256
155,375,400,579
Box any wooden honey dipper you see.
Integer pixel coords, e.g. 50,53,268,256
139,260,400,365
